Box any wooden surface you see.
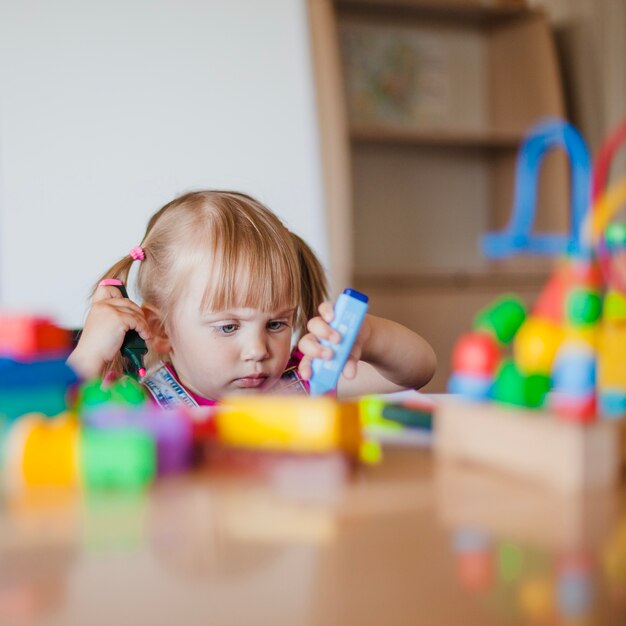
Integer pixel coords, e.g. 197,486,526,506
436,398,622,492
1,445,626,625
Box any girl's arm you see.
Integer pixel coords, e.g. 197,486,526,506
67,284,151,379
298,302,436,398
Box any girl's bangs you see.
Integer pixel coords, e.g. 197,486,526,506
199,242,299,314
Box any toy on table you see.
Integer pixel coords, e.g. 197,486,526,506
438,118,626,492
215,395,361,457
309,288,368,396
358,393,434,450
0,316,78,422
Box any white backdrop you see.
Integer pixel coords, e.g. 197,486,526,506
0,0,327,327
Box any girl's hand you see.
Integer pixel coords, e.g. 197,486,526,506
67,284,151,379
297,300,371,382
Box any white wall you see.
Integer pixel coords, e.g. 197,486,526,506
0,0,326,327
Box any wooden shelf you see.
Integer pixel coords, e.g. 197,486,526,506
309,0,566,391
335,0,536,25
350,124,523,149
355,268,551,290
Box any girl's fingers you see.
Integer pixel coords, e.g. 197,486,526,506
298,333,333,360
318,301,335,323
306,316,340,344
342,358,357,380
341,343,363,380
93,284,125,303
298,355,313,381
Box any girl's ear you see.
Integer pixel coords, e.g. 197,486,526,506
143,305,171,355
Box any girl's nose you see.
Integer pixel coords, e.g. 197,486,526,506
242,333,270,362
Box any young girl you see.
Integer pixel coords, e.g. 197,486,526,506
67,190,435,406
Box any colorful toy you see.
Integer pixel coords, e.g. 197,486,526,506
85,406,192,475
439,117,626,491
76,376,148,412
2,410,157,490
216,395,361,457
81,428,156,490
482,118,591,258
310,288,368,396
0,315,73,359
0,357,79,421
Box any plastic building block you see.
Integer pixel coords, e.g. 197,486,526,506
81,428,156,489
566,288,602,326
0,357,78,389
551,342,596,423
0,316,73,359
482,119,591,258
492,360,549,409
310,288,368,396
77,376,148,412
380,404,432,430
513,317,563,376
605,222,626,249
20,413,80,487
474,296,526,344
216,395,361,456
452,332,501,376
448,372,492,400
0,387,74,421
604,290,626,321
85,407,192,474
598,321,626,418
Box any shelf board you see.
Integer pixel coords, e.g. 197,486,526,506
350,125,524,150
354,268,551,290
335,0,536,25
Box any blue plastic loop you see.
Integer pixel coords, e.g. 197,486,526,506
482,119,591,258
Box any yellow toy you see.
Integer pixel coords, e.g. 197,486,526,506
216,395,361,457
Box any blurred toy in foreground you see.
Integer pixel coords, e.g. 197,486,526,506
0,316,78,421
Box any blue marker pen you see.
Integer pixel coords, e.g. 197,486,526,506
309,288,369,396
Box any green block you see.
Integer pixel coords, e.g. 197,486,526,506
380,405,432,430
497,541,524,585
604,290,626,321
605,222,626,248
566,288,602,325
492,360,548,408
81,429,156,490
475,296,526,345
78,379,112,411
77,376,147,413
111,377,147,406
525,374,551,408
359,396,402,431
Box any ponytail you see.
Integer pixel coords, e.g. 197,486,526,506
291,233,329,337
92,254,135,298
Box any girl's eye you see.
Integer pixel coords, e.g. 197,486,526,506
267,320,288,332
215,323,239,335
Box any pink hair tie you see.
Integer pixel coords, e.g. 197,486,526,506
129,246,145,261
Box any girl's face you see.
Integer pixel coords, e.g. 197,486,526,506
163,275,295,400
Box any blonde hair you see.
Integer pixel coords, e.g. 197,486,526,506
97,190,328,374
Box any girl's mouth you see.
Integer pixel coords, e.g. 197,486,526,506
234,375,269,389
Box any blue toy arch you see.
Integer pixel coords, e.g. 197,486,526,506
482,119,591,258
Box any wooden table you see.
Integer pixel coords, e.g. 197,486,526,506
1,447,625,626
